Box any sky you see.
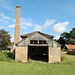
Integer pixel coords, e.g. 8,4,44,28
0,0,75,42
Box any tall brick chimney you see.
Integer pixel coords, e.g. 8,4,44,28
14,6,21,45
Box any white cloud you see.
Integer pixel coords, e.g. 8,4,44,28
8,24,27,29
0,13,33,29
0,13,16,27
8,17,33,29
52,21,69,33
0,13,15,22
34,25,42,31
53,35,60,40
0,26,4,29
8,24,15,28
34,19,56,31
43,19,56,29
20,17,33,26
10,35,14,42
23,32,28,34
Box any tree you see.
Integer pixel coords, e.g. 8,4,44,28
57,28,75,48
61,32,70,44
0,29,11,50
57,37,67,48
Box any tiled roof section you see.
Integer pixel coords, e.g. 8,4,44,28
66,45,75,49
21,31,54,38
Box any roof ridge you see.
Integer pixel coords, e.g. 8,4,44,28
21,31,54,38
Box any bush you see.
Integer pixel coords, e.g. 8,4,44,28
61,56,65,62
61,49,67,51
7,53,15,59
0,52,7,61
0,52,15,62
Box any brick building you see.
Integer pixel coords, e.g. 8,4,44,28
10,6,61,63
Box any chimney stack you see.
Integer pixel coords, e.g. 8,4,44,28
14,6,21,45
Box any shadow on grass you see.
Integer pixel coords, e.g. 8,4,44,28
66,53,75,55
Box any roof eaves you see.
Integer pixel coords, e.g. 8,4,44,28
65,44,69,49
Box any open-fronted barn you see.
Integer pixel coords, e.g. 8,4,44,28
15,31,61,63
11,6,61,63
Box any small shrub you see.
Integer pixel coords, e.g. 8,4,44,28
61,49,67,51
0,52,7,61
61,56,65,62
28,59,32,62
0,52,16,62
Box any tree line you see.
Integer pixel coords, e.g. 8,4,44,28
57,28,75,48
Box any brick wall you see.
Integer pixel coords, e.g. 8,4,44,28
48,47,61,63
15,46,28,62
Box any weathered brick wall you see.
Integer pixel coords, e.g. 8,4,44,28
15,46,28,62
48,47,61,63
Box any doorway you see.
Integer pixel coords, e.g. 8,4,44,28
28,46,48,62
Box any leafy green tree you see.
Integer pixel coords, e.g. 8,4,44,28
61,32,70,44
57,28,75,48
0,29,11,50
57,37,67,48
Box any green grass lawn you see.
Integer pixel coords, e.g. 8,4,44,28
62,54,75,63
0,53,75,75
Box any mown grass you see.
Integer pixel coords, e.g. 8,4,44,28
62,54,75,63
0,51,75,75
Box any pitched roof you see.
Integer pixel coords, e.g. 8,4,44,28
16,31,61,46
17,31,54,45
21,31,54,38
66,45,75,49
